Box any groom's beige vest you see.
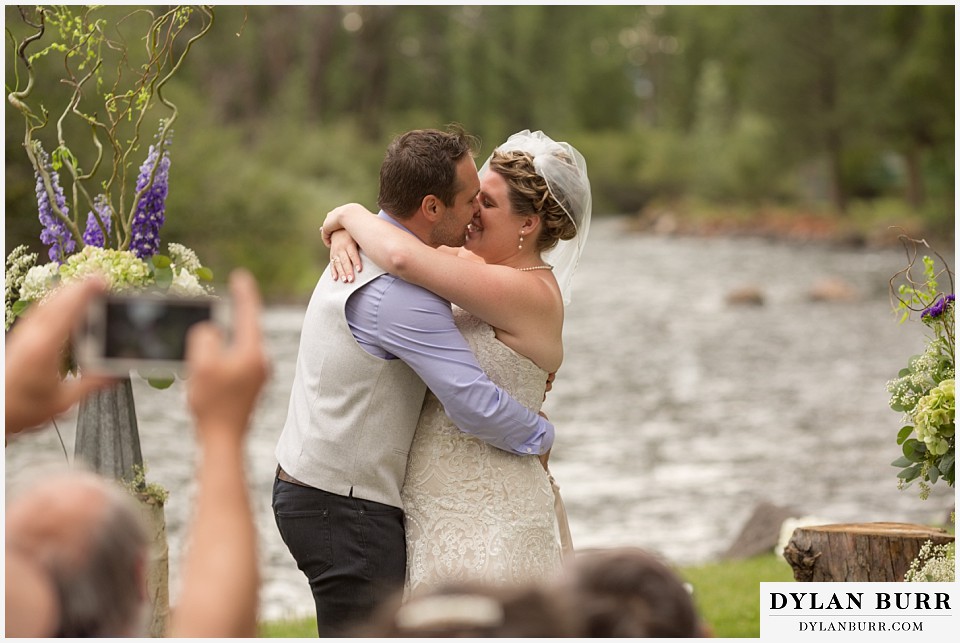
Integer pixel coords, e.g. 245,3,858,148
275,257,427,508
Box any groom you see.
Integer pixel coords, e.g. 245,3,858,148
273,126,555,636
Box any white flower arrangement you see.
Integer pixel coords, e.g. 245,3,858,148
6,243,214,331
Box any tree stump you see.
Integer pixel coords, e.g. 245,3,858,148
783,522,954,582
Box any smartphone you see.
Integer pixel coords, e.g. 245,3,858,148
75,292,230,376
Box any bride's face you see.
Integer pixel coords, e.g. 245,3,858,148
465,170,521,262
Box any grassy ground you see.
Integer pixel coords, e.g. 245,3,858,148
257,553,796,638
680,553,795,638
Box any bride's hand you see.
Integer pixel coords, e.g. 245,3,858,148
323,203,375,282
321,203,372,246
320,208,345,247
328,230,362,283
538,448,551,471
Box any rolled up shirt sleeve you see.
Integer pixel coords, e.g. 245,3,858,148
370,277,554,455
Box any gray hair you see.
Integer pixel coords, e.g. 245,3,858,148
52,481,150,637
7,465,151,637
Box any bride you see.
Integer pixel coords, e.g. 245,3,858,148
323,130,591,595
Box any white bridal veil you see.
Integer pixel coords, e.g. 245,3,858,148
479,129,592,305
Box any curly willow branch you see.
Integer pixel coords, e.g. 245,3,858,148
8,5,216,254
888,228,955,314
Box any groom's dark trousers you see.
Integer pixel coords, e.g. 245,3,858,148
272,470,406,637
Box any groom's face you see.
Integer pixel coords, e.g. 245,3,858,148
429,156,481,248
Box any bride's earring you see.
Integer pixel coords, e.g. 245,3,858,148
518,231,524,250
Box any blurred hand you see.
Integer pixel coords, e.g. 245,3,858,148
5,277,114,437
185,269,271,444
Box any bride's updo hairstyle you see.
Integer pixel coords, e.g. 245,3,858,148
480,130,592,305
489,150,578,253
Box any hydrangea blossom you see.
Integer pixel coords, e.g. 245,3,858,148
59,246,151,292
19,262,61,302
34,146,75,263
82,194,113,248
130,130,172,259
913,379,955,456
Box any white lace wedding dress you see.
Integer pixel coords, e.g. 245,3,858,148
401,306,565,596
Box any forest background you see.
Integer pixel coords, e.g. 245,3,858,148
5,4,954,301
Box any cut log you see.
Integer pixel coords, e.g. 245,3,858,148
783,522,954,582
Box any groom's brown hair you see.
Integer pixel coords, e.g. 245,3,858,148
378,124,477,220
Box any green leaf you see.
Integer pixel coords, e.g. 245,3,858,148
138,368,176,389
902,439,916,457
196,266,214,282
147,376,175,390
942,461,955,486
897,464,922,482
154,266,173,290
896,425,914,445
902,439,926,463
938,453,954,475
152,254,172,269
927,465,940,484
890,456,913,468
12,300,31,316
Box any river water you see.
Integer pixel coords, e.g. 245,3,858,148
5,216,954,621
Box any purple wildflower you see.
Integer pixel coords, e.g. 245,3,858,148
922,294,955,320
82,194,112,248
34,146,75,263
130,129,172,259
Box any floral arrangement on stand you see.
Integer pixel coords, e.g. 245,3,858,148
5,6,216,387
886,234,955,582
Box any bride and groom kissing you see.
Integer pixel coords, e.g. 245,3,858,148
272,125,591,636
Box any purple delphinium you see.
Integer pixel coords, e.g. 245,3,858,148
922,294,955,320
130,130,172,259
82,194,112,248
34,146,75,263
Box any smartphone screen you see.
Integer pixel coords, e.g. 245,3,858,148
103,297,213,361
77,293,226,375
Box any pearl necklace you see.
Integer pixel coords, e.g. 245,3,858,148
517,264,554,272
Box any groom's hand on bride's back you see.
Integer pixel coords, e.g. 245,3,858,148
540,373,555,469
543,371,556,402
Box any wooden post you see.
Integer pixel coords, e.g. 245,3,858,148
136,494,170,637
783,522,954,582
74,376,144,482
75,376,170,635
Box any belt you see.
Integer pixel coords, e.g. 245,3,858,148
276,465,313,489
